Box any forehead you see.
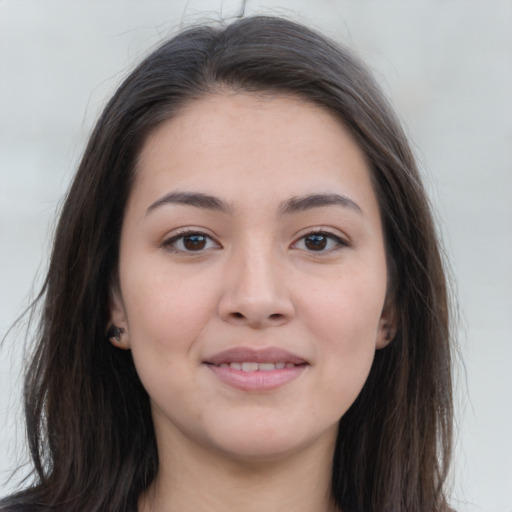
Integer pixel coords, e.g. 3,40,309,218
140,92,361,159
132,92,377,215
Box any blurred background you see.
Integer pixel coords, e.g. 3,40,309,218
0,1,511,510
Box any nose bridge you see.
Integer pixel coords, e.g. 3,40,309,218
218,235,294,327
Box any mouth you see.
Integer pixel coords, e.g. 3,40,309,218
204,346,308,366
212,361,305,371
204,347,308,391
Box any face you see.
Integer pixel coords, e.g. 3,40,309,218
110,93,394,463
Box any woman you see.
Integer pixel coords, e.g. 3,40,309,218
1,15,454,512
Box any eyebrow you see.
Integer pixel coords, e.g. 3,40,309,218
146,191,362,217
279,193,362,215
146,191,233,215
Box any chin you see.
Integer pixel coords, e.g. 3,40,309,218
214,438,311,464
200,415,339,464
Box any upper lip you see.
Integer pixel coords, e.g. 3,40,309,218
204,347,308,366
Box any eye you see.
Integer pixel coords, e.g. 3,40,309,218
162,230,220,253
293,231,347,252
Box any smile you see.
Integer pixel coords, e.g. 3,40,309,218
216,362,300,371
204,347,308,391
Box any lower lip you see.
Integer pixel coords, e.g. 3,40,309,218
206,364,307,391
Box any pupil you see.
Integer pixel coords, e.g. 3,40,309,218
183,235,206,250
305,234,327,251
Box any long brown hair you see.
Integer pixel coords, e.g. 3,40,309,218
1,16,454,512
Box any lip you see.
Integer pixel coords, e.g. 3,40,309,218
204,347,308,392
204,347,308,366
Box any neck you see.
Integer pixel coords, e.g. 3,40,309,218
139,428,340,512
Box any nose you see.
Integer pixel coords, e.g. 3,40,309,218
217,246,295,328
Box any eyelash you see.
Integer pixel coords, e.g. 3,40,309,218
292,230,348,253
161,229,348,254
161,229,220,253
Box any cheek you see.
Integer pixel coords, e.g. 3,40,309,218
304,260,387,343
122,271,217,418
120,263,218,364
301,265,386,408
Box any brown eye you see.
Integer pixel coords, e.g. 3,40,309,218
294,231,347,253
304,234,328,251
163,231,220,253
183,234,207,251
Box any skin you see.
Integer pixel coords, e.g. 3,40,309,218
110,92,395,512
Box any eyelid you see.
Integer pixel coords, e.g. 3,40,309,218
291,228,350,252
161,228,222,253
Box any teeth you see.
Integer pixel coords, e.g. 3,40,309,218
225,362,296,371
241,362,259,372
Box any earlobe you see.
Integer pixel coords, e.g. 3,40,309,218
376,301,398,349
107,289,130,350
376,322,396,349
106,325,129,349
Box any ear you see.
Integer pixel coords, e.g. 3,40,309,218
376,298,398,349
107,289,131,350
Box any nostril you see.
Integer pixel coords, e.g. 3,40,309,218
229,312,283,322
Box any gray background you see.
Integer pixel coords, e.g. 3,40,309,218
1,1,511,510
